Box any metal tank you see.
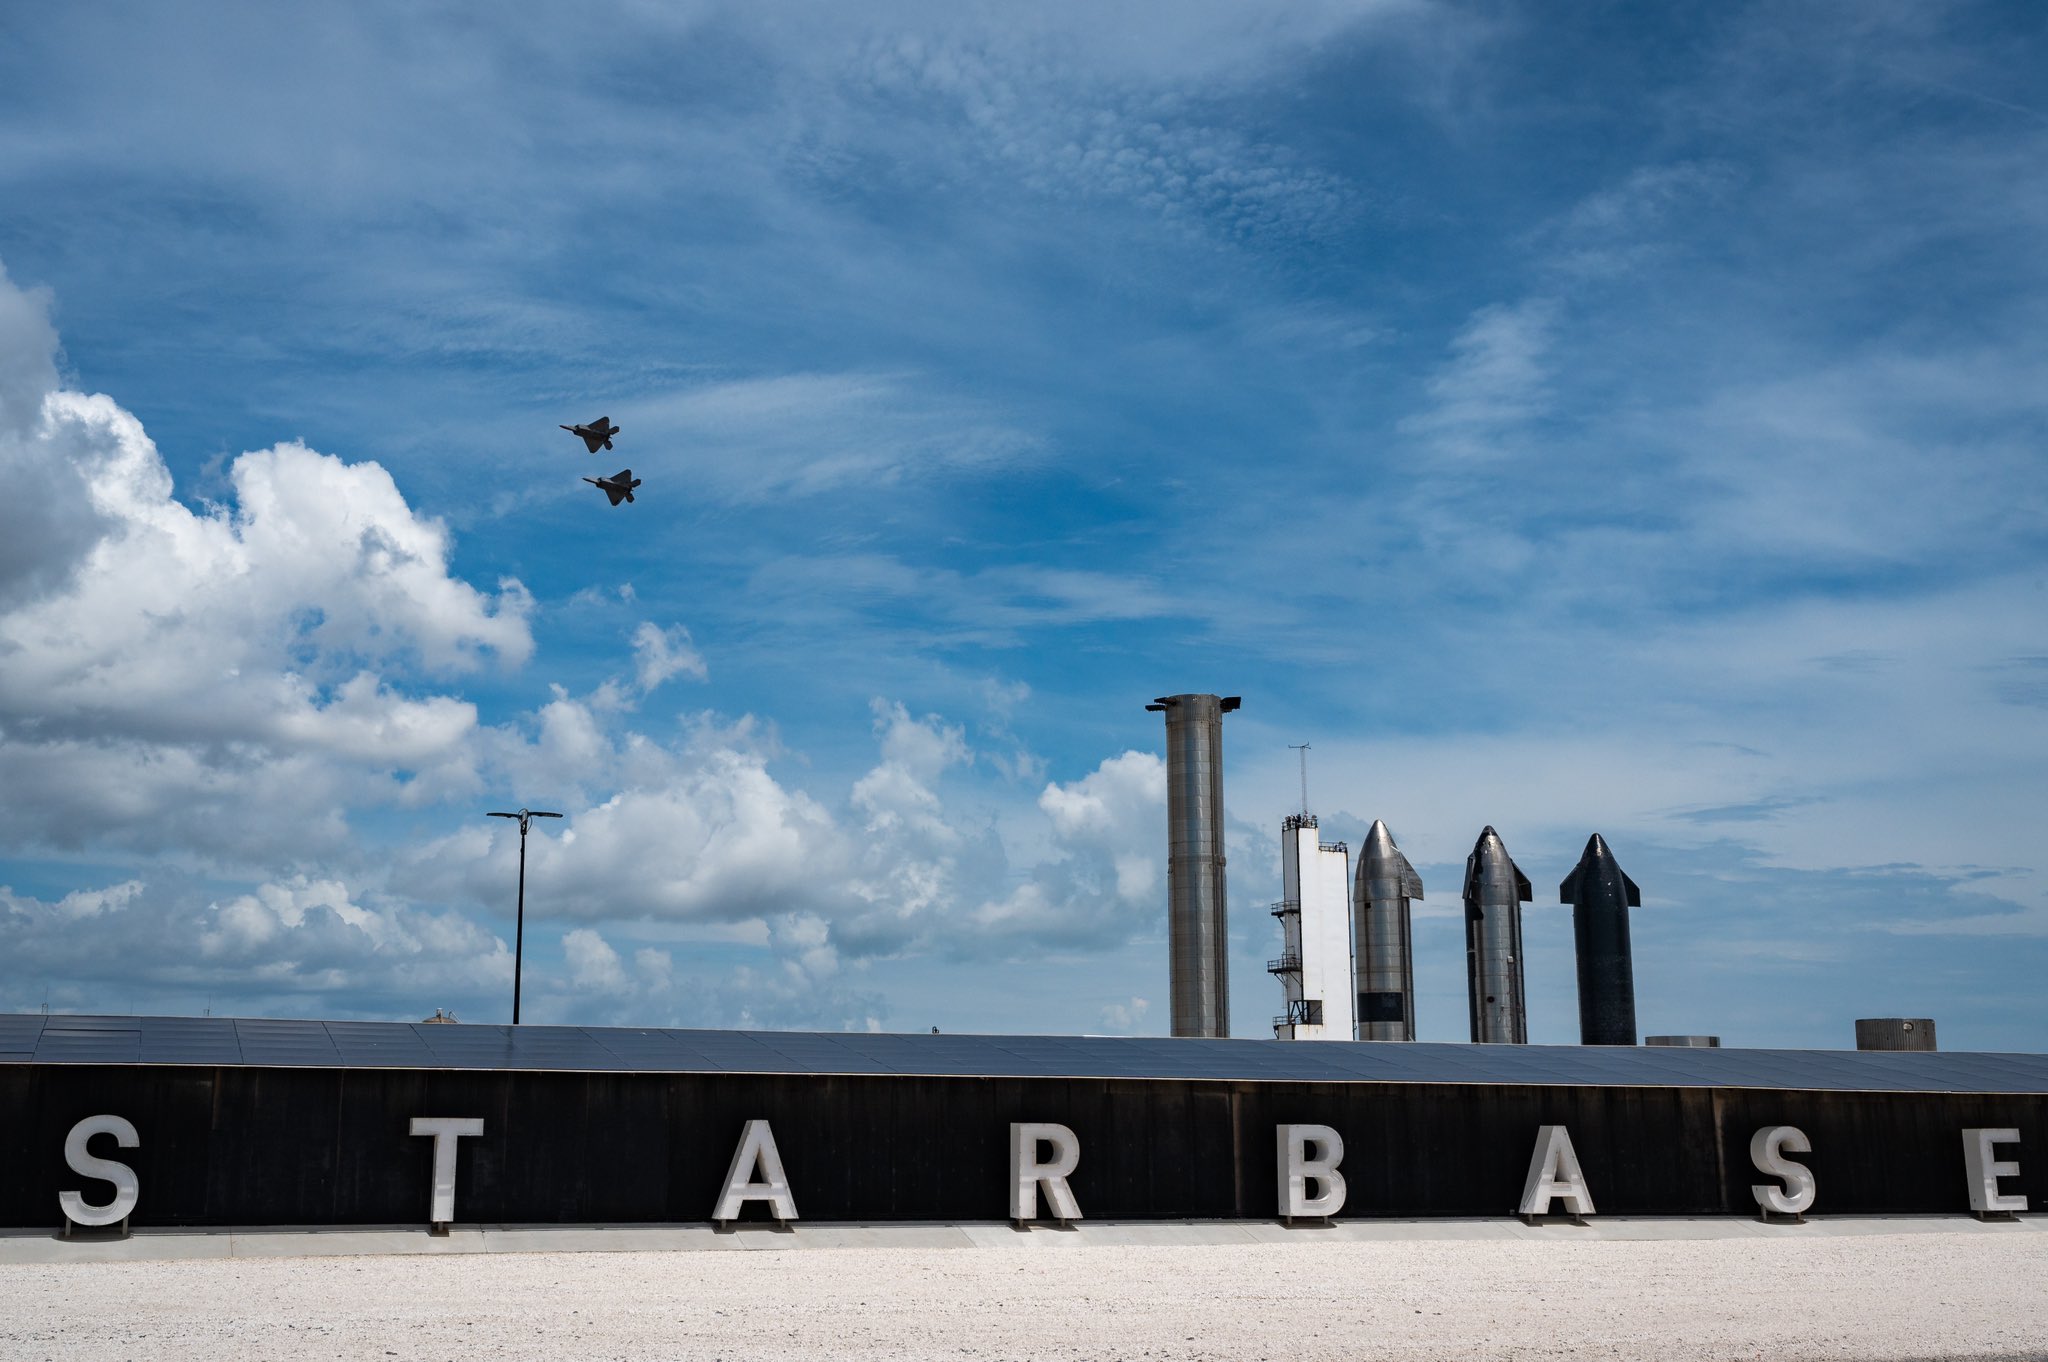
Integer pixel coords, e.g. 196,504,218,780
1463,826,1532,1044
1354,820,1423,1041
1559,833,1642,1046
1856,1018,1937,1051
1146,694,1240,1038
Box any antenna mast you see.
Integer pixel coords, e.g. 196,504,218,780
1289,743,1310,817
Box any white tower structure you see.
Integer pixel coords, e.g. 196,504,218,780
1270,813,1355,1040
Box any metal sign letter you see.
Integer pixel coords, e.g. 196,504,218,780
1276,1124,1346,1220
1518,1124,1596,1218
1749,1125,1816,1217
1010,1122,1082,1223
409,1116,484,1227
59,1115,140,1229
712,1119,798,1224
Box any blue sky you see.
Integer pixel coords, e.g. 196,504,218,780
1,1,2044,1048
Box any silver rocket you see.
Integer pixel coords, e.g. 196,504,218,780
1463,825,1532,1044
1353,820,1423,1041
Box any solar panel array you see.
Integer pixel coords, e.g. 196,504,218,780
3,1013,2044,1094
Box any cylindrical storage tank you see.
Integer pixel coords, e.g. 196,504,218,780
1645,1035,1721,1047
1856,1018,1936,1051
1148,693,1239,1038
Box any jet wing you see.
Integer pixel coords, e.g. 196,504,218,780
581,432,605,453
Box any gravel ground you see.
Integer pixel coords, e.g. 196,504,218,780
3,1232,2046,1360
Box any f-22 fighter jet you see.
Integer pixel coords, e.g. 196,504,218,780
584,469,641,506
560,416,620,453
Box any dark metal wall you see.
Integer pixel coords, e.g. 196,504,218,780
2,1065,2039,1226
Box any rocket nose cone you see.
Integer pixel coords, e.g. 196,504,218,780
1582,832,1612,863
1362,821,1403,875
1466,824,1506,885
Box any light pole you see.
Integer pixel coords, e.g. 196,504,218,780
487,807,561,1024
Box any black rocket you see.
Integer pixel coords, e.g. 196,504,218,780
1464,826,1532,1044
1558,833,1642,1046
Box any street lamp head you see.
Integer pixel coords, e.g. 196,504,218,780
488,808,563,832
483,805,563,1026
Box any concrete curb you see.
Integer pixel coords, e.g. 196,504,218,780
0,1214,2039,1264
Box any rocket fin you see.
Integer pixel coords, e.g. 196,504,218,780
1512,862,1532,902
1396,850,1424,900
1559,863,1583,904
1622,871,1641,908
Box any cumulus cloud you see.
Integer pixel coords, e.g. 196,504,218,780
398,696,1171,994
971,750,1166,947
0,267,1180,1031
0,873,509,1018
1098,995,1150,1032
0,266,532,864
0,266,100,607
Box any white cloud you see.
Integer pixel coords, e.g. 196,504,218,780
839,19,1372,247
619,373,1039,504
632,621,707,691
0,267,532,865
870,697,970,784
1099,995,1150,1032
1399,298,1558,459
972,750,1166,946
562,926,630,992
0,873,510,1016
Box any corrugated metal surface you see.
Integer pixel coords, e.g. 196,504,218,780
5,1065,2043,1225
8,1014,2048,1094
1155,693,1233,1038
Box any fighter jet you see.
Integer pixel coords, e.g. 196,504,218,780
560,416,620,453
583,469,641,506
